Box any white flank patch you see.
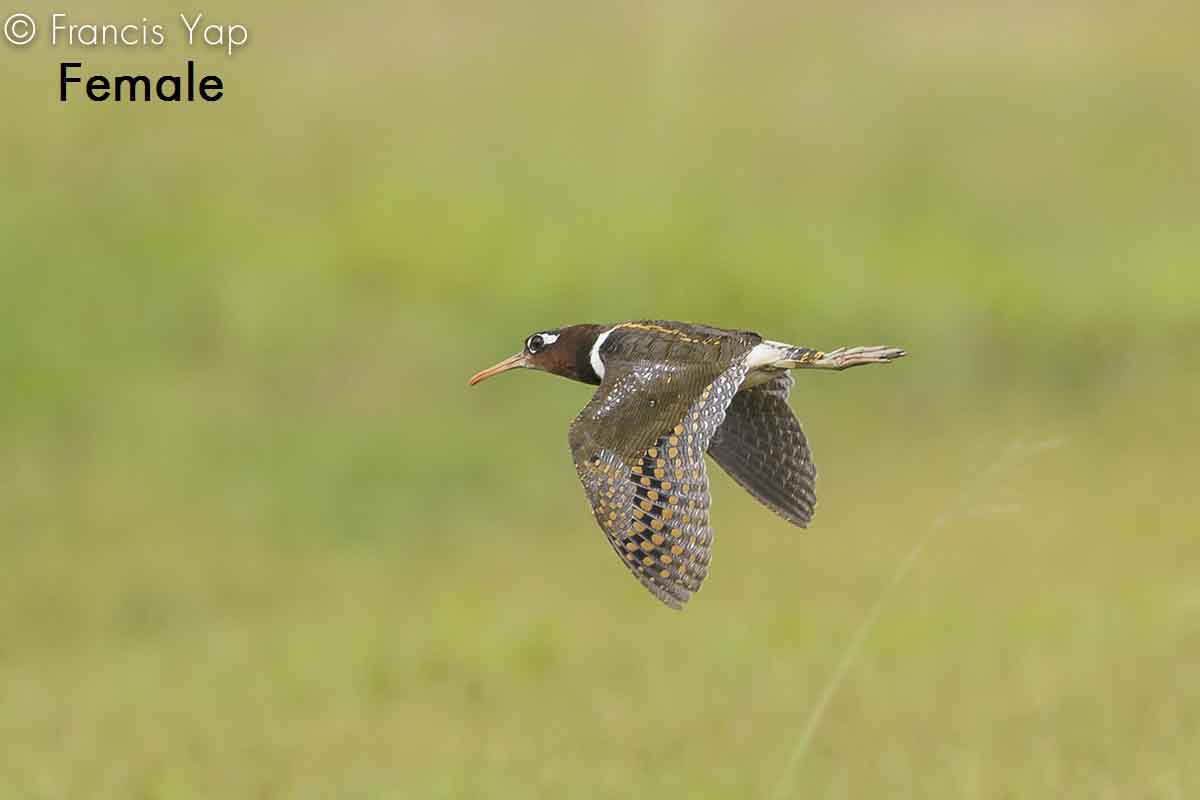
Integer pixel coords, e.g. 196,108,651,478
746,340,793,370
590,327,613,379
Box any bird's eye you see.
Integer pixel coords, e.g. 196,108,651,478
526,334,545,354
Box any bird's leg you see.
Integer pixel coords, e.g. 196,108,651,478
800,345,907,371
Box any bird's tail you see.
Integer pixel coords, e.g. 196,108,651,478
780,344,907,371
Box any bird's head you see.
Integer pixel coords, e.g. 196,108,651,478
469,324,607,386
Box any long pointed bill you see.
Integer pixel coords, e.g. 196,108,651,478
468,352,527,385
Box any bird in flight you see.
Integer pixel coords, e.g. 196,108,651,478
469,320,906,608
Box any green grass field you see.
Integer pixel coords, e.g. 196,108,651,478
2,2,1198,797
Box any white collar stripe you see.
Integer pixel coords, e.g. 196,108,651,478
590,328,613,380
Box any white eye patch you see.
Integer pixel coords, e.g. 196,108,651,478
526,331,560,354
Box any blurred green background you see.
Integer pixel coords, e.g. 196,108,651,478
2,1,1198,797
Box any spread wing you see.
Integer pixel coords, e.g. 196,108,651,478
568,326,756,608
708,372,817,527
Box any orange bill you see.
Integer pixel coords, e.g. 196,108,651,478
468,352,526,385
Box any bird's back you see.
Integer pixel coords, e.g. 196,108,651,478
599,320,762,371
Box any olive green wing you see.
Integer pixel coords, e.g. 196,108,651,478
708,372,817,527
569,353,751,609
570,322,760,466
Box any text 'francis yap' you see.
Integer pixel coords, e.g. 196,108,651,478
46,13,249,103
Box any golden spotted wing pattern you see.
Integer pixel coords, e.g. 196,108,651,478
708,372,817,527
571,365,748,608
